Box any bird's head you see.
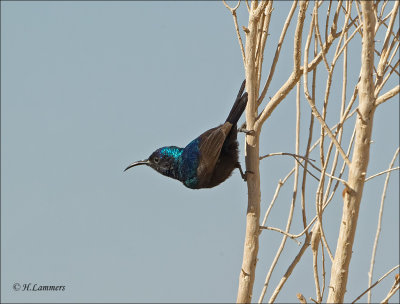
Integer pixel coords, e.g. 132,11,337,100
124,146,183,177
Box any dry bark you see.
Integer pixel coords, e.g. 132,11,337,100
327,1,377,302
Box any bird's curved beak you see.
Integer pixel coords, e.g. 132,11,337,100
124,159,150,172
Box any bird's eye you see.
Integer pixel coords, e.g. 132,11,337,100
154,157,159,163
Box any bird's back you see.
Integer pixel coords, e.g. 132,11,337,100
195,81,248,188
204,125,239,188
178,82,248,189
179,121,238,189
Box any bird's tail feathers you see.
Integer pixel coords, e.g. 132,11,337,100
225,80,248,125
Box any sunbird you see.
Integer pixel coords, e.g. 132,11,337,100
124,80,248,189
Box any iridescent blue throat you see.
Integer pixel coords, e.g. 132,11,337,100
158,138,200,188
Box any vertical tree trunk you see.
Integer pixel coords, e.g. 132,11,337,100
327,2,376,302
236,132,261,303
236,2,263,302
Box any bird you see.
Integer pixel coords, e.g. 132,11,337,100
124,80,249,189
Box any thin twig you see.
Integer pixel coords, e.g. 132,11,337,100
324,0,333,46
245,0,250,12
375,85,400,106
379,0,389,20
259,76,358,241
260,152,315,162
381,273,400,304
296,156,321,181
260,152,319,181
321,236,326,299
312,3,338,264
268,232,313,303
324,172,351,188
303,7,352,168
297,293,308,304
255,24,345,130
375,59,400,96
258,83,303,304
376,1,399,84
285,144,352,189
261,123,356,242
314,2,330,71
222,0,240,11
255,0,310,131
223,0,246,67
383,36,400,77
381,284,400,304
322,6,350,218
355,0,363,27
389,274,400,294
323,127,356,207
365,166,400,182
352,265,400,303
261,124,355,240
333,24,362,65
261,178,287,227
256,2,273,93
367,148,399,303
304,91,352,166
257,0,298,105
311,223,322,303
259,226,301,245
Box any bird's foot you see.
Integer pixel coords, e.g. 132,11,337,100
235,162,254,182
238,127,255,135
243,170,254,181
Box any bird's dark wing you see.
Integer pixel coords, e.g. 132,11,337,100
196,122,233,185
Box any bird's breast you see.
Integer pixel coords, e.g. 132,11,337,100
178,138,201,188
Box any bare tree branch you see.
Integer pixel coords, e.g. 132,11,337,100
257,0,298,105
327,2,377,301
303,5,351,169
259,104,302,302
375,85,400,106
376,1,399,85
224,1,398,302
237,1,270,302
268,232,313,303
297,293,308,304
255,1,309,131
380,284,400,304
311,223,322,303
223,0,246,67
365,166,400,182
351,265,400,303
367,148,399,302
